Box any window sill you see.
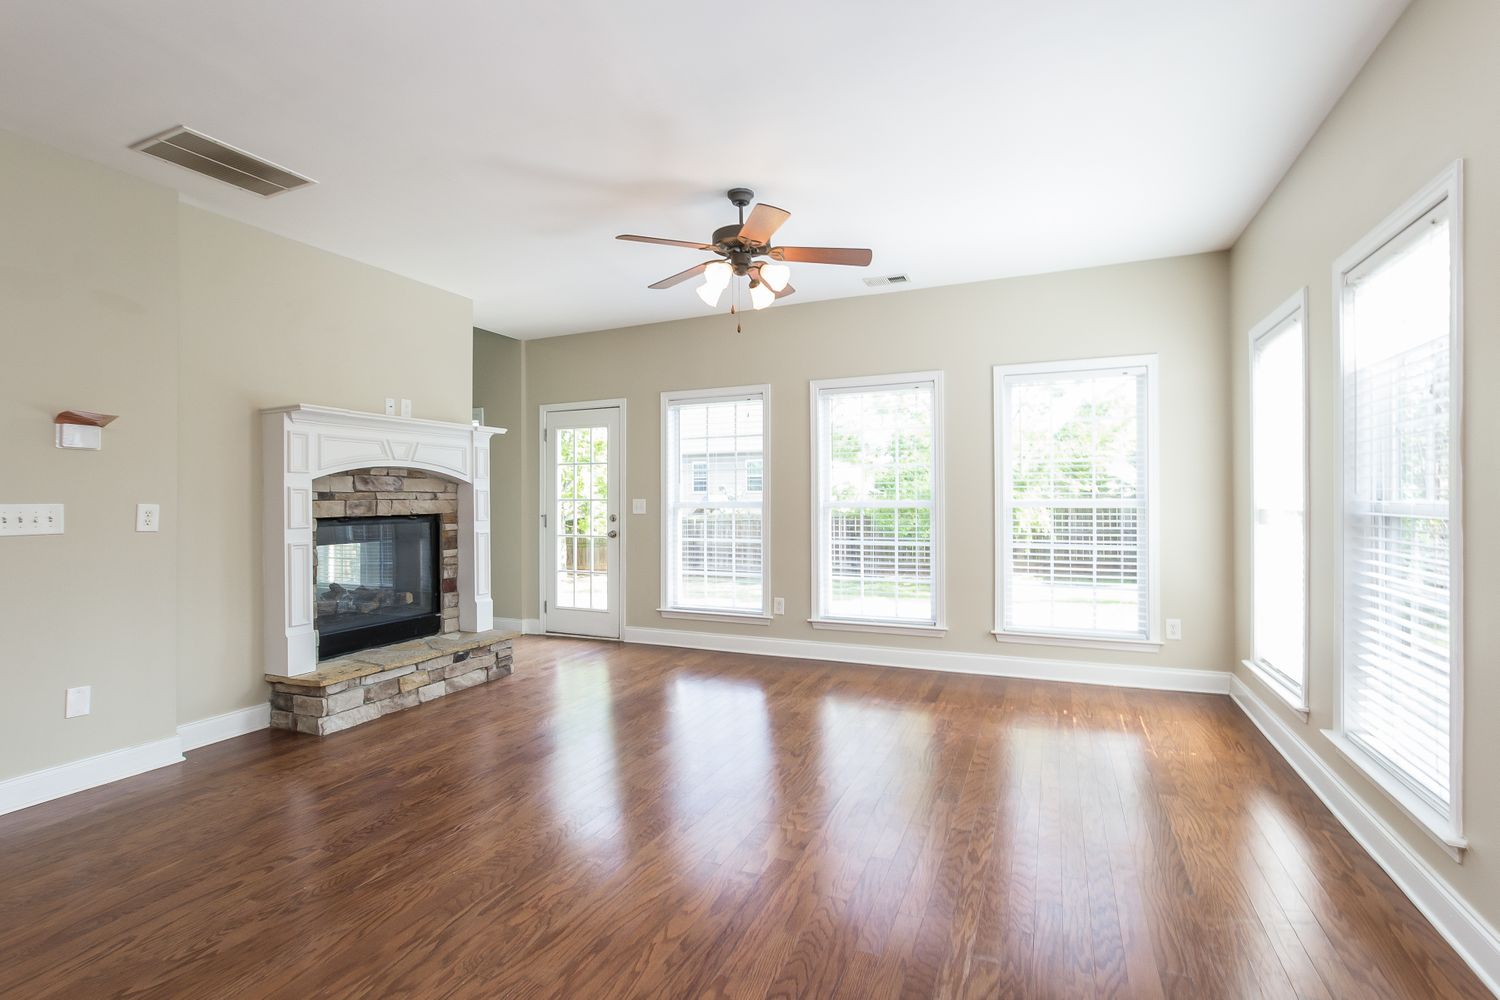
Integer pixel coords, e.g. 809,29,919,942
991,629,1163,653
808,618,948,638
1321,728,1466,862
658,608,772,626
1239,660,1309,720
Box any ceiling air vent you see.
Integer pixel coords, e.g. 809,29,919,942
130,126,314,197
863,274,910,287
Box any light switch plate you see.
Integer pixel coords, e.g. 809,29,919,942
1165,618,1183,640
136,503,161,532
632,499,647,515
773,597,786,615
0,504,64,536
65,685,91,718
400,398,412,417
384,398,396,415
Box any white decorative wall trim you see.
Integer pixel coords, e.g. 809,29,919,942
0,736,184,817
621,626,1231,694
177,704,272,752
262,405,505,676
1231,675,1500,995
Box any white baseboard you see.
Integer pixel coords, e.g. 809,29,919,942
0,736,184,817
177,704,271,752
494,617,543,635
1231,676,1500,996
620,625,1231,694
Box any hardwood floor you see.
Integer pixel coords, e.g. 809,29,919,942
0,637,1488,999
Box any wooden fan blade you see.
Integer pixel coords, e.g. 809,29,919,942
738,203,790,245
768,246,872,266
648,261,711,289
617,234,713,250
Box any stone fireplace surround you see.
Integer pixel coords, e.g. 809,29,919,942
312,467,462,636
261,405,512,736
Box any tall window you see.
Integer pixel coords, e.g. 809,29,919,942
1335,164,1462,842
662,386,769,618
812,373,943,631
994,356,1157,644
1247,294,1308,708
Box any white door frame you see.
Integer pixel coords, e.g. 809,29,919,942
538,398,627,638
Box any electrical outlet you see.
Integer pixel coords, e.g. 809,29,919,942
400,398,412,417
632,499,647,515
65,685,91,718
136,503,161,532
773,597,786,615
1,504,64,536
1165,618,1183,640
384,398,396,415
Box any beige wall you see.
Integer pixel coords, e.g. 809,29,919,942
472,328,527,622
0,130,476,785
176,205,473,724
0,131,181,780
1230,0,1500,927
520,253,1233,671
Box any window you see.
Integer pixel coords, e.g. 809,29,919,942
661,386,770,619
1333,163,1463,848
994,356,1158,645
1247,293,1309,709
746,460,763,494
811,372,943,632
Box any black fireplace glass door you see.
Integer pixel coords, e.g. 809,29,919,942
314,516,440,657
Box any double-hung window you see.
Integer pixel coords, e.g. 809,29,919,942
661,386,770,619
994,356,1158,645
811,372,944,632
1332,163,1464,850
1246,293,1309,710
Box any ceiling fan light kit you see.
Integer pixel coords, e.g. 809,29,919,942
617,188,873,321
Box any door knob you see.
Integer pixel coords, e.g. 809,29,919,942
608,529,618,538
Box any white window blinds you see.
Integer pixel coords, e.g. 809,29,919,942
1249,305,1308,705
996,358,1153,641
813,375,941,626
664,390,767,615
1340,196,1459,815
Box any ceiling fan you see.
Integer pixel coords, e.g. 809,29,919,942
617,188,873,314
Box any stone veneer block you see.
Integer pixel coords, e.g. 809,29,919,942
265,631,517,737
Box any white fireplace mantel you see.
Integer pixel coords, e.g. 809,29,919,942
262,404,506,677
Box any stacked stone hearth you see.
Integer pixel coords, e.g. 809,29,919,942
312,468,461,633
267,630,517,736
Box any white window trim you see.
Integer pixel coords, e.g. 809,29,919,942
992,354,1161,648
995,630,1162,653
659,384,772,621
1244,288,1311,716
808,370,946,635
1330,159,1464,855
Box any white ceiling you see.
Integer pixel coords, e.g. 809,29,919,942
0,1,1407,339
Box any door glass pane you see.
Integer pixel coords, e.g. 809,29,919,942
556,424,610,610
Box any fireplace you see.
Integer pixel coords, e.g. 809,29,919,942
314,515,441,658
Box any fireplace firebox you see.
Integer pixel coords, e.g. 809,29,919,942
314,515,441,659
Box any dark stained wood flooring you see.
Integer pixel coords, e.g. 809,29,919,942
0,637,1489,999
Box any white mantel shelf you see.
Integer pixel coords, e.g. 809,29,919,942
262,405,507,677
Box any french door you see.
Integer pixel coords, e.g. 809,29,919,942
542,404,622,638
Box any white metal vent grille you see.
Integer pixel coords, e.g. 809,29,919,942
130,126,314,197
863,274,910,287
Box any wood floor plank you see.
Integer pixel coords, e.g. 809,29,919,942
0,637,1490,999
